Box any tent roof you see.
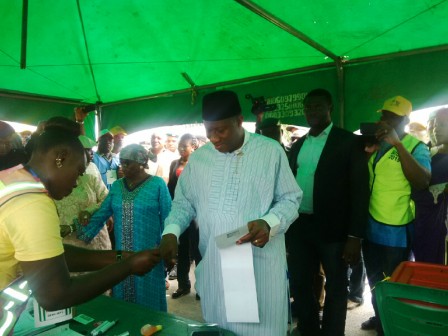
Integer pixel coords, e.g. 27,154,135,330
1,0,448,105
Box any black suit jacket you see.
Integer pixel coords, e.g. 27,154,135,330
288,126,369,242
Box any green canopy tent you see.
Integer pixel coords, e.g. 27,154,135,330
1,0,448,135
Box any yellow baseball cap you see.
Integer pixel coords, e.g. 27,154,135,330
110,125,127,136
377,96,412,117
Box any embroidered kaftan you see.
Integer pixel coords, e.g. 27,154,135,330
164,131,302,336
78,176,171,311
55,163,111,251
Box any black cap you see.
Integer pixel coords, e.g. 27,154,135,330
202,90,242,121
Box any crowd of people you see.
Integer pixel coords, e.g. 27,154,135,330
0,88,447,336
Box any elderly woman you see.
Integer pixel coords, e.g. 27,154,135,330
56,135,111,251
78,144,171,311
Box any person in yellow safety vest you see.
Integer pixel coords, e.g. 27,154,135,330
0,125,161,311
361,96,431,335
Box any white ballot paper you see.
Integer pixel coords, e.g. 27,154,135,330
215,225,260,323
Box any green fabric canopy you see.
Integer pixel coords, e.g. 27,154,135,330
1,0,448,131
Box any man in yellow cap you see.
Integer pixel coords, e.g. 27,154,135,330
110,126,127,155
361,96,431,335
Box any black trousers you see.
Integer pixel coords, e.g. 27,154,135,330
286,214,348,336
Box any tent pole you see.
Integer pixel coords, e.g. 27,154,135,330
335,58,345,128
20,0,29,69
235,0,338,62
97,104,103,132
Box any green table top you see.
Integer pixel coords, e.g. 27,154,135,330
70,295,235,336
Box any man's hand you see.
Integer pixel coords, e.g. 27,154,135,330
342,237,362,266
74,107,89,123
237,219,270,248
78,211,91,226
376,121,400,146
126,249,161,276
159,234,178,270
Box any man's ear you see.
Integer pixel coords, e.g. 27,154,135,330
400,116,410,129
404,116,410,124
236,115,244,127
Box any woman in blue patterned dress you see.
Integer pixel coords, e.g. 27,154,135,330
78,144,171,311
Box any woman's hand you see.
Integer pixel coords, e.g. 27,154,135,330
106,216,114,232
127,249,162,275
60,225,72,237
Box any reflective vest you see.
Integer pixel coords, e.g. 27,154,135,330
0,165,46,207
368,135,422,225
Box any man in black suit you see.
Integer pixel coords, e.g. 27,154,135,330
287,88,369,336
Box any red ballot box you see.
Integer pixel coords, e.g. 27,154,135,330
390,261,448,290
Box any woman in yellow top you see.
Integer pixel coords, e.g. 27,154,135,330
0,123,160,311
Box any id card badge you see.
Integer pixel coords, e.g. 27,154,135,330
106,169,117,185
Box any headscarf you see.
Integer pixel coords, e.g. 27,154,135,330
120,144,149,167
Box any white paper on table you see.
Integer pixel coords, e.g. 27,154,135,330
33,299,72,328
217,230,260,323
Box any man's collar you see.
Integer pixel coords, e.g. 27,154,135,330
233,129,250,155
307,122,333,138
99,151,113,160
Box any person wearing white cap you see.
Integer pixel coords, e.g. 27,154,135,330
362,96,431,335
55,135,112,259
92,129,120,189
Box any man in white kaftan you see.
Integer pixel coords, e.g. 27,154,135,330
160,90,302,336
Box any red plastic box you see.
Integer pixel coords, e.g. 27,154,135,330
391,261,448,290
